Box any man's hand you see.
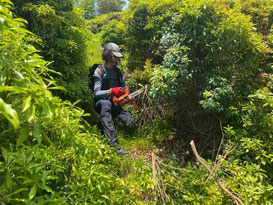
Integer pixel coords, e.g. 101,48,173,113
111,87,125,97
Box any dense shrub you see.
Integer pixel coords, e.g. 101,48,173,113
121,0,273,203
12,0,89,71
101,19,125,46
9,0,95,116
87,12,122,34
0,1,131,203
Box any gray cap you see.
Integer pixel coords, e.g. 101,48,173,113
104,43,124,58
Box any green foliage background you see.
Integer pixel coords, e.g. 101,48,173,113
97,0,125,15
10,0,95,119
0,0,272,204
0,0,133,204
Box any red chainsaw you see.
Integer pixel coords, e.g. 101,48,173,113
112,87,142,109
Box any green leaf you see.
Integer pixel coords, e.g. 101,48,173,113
26,105,35,122
6,171,12,189
41,102,53,118
14,18,27,24
7,188,28,197
48,86,66,91
28,184,37,200
33,123,42,143
3,0,13,5
1,148,9,163
41,128,53,145
16,126,29,148
43,186,53,193
102,195,109,200
0,98,19,129
13,70,24,80
0,86,29,94
22,96,32,112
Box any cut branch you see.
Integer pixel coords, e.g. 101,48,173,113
205,143,234,184
152,152,169,204
190,140,243,205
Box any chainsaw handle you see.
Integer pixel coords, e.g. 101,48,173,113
112,88,141,110
112,87,130,105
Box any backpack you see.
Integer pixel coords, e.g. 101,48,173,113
88,64,99,91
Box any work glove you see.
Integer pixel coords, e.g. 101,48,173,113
111,87,125,97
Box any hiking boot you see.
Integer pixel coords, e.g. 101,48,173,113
117,147,129,155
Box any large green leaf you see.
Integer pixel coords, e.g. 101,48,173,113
5,170,12,189
7,188,28,197
2,0,13,5
16,126,30,148
32,123,42,143
28,184,37,200
26,104,35,123
22,96,32,112
41,128,53,145
0,86,29,94
0,97,19,129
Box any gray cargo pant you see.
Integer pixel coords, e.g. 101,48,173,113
95,99,134,147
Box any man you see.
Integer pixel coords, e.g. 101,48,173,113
92,43,134,155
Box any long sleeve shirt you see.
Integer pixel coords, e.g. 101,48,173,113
94,77,109,100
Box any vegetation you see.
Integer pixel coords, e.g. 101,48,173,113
10,0,94,116
77,0,96,20
97,0,125,15
0,0,272,204
0,1,130,204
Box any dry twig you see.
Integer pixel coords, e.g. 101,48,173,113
159,161,192,173
152,152,170,204
138,86,166,126
190,140,243,205
205,121,234,184
205,143,234,184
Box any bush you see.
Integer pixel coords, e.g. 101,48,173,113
0,1,132,203
101,19,125,46
121,0,273,203
87,12,122,34
10,0,95,116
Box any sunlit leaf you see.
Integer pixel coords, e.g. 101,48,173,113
47,86,66,91
7,188,28,197
16,126,29,147
43,185,53,193
22,95,32,112
0,97,19,129
28,184,37,200
27,105,35,122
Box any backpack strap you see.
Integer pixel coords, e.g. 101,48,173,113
93,64,107,80
115,67,125,87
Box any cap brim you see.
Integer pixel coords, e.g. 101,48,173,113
113,51,124,58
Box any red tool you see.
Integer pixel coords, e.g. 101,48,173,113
112,88,142,109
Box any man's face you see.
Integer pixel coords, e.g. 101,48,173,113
111,55,121,66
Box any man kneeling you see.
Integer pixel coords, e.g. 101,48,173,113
92,43,134,155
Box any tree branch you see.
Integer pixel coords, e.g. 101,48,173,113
190,140,243,205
